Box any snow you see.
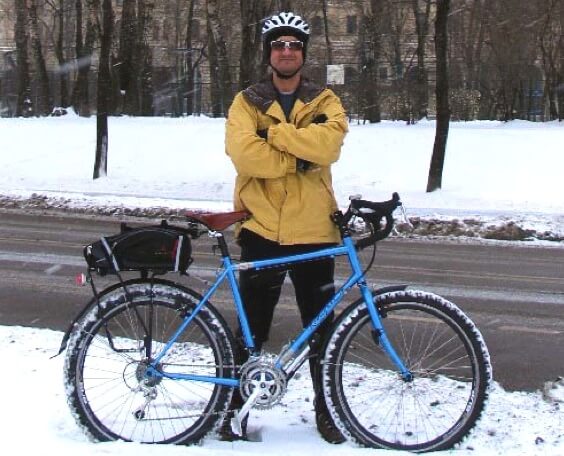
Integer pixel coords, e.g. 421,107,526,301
0,114,563,239
0,114,563,454
0,325,562,456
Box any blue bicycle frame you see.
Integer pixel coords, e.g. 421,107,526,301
146,233,412,386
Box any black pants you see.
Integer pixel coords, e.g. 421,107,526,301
235,229,336,398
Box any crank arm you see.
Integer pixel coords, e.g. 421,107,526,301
231,388,261,436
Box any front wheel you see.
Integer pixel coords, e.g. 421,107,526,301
64,281,236,444
322,291,492,452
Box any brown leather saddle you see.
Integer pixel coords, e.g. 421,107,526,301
185,210,250,231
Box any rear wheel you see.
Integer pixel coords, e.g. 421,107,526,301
64,282,235,444
322,291,491,452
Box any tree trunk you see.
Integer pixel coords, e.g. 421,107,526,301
321,0,333,64
55,0,69,108
360,1,383,123
185,0,196,114
29,0,53,115
14,0,33,117
411,0,431,120
207,17,222,117
426,0,450,193
71,0,98,116
184,1,207,116
137,0,154,115
119,0,138,114
277,0,292,10
207,0,233,116
94,0,113,179
558,0,564,120
239,0,266,90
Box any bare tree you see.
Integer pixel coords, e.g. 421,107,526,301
137,0,155,115
538,0,564,120
559,0,564,120
381,1,412,120
359,0,385,123
185,0,207,115
29,0,53,115
71,0,99,116
94,0,113,179
426,0,450,192
239,0,270,90
206,0,233,116
477,1,541,120
119,0,137,113
277,0,293,10
14,0,33,117
410,0,431,120
45,0,70,108
321,0,332,64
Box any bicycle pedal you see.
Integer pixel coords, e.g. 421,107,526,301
230,415,244,436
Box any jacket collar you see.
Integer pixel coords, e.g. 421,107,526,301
242,76,325,114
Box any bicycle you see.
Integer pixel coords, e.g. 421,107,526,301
59,193,492,452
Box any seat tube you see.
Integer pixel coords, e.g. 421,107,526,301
223,256,255,350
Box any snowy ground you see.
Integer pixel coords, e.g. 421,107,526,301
0,325,562,456
0,115,563,454
0,114,563,242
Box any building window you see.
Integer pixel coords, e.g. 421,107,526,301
346,15,357,34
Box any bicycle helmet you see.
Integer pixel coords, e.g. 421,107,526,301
262,12,311,63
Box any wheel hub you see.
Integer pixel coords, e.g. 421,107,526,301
124,360,163,390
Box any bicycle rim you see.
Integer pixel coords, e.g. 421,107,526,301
324,292,491,452
66,286,233,444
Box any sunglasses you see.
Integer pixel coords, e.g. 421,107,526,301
270,40,304,51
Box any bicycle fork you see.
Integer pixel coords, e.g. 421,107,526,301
345,236,413,382
360,282,413,382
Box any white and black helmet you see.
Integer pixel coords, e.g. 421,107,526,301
262,12,310,62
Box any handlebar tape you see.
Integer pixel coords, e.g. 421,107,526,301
351,192,401,249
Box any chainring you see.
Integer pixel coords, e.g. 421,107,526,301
239,358,287,410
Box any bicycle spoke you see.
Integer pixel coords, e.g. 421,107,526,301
65,283,234,444
324,293,490,452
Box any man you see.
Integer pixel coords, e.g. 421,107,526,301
223,11,348,444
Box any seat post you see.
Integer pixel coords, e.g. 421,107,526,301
214,232,231,258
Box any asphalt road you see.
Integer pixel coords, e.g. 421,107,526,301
1,209,563,392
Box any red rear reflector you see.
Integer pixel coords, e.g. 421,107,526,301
75,273,87,287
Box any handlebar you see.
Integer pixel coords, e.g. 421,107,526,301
333,192,402,249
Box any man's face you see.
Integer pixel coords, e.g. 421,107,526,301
269,35,304,77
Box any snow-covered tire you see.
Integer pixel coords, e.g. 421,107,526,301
322,290,491,452
64,281,236,444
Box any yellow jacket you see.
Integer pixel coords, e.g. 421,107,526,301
225,78,348,244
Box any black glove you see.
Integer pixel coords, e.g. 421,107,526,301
297,158,312,172
312,114,328,124
295,115,326,172
257,128,268,140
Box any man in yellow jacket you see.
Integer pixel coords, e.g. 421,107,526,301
224,12,348,443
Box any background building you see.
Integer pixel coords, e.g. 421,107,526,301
0,0,558,121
